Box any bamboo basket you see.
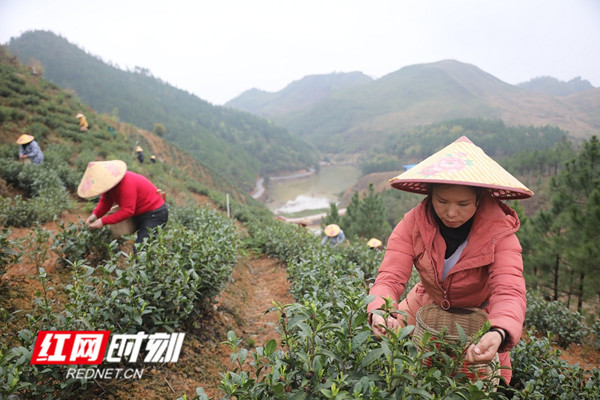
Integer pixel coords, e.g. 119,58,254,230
107,205,135,238
414,304,500,385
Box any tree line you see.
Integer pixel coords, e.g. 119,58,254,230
517,136,600,313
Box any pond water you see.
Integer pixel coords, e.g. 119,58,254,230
265,164,362,215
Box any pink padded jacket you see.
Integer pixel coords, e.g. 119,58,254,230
368,193,527,383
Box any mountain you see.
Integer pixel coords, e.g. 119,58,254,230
0,44,256,206
6,30,319,192
225,72,373,117
227,60,599,153
517,76,594,97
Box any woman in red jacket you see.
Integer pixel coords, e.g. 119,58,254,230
77,160,168,245
368,136,533,384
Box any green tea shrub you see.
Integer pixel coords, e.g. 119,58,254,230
27,121,50,140
218,296,503,399
0,106,7,123
0,189,70,227
510,331,600,399
0,159,22,186
0,144,15,160
0,86,10,98
52,220,115,267
0,228,20,281
0,269,92,399
22,94,41,106
592,319,600,350
340,241,384,281
525,292,589,348
215,217,507,398
65,206,239,333
74,148,97,171
0,160,71,226
43,144,81,191
16,164,64,197
56,126,81,142
244,217,320,264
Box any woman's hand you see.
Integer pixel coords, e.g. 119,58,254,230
370,313,401,337
86,214,103,229
85,214,97,225
465,329,503,364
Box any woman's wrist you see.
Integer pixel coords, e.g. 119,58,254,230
488,327,509,348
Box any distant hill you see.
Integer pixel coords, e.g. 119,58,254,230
517,76,595,97
227,60,599,153
7,30,319,191
0,45,252,204
225,72,373,117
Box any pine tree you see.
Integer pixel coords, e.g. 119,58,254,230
343,184,392,240
321,202,341,229
557,136,600,311
528,136,600,311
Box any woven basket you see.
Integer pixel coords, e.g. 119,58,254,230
415,304,488,341
414,304,500,385
107,205,135,238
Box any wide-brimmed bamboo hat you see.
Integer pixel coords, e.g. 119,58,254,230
135,146,143,152
389,136,533,199
77,160,127,198
367,238,382,248
16,134,34,145
76,113,84,118
324,224,341,237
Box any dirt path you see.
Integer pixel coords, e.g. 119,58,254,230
102,255,294,399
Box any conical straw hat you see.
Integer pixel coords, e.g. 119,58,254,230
135,146,143,152
76,113,84,118
16,134,34,144
367,238,382,248
324,224,341,237
389,136,533,199
77,160,127,198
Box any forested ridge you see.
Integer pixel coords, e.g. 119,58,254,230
7,30,319,191
227,60,600,154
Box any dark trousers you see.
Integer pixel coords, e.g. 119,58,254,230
133,203,168,244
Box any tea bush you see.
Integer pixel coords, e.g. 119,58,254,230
525,291,589,348
0,228,20,281
43,144,81,191
52,220,115,267
0,160,72,226
0,192,66,227
218,302,506,399
592,319,600,350
510,331,600,399
213,217,599,399
24,223,52,270
1,206,239,399
213,218,506,399
0,269,93,399
65,205,239,333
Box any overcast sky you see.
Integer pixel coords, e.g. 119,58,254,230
1,0,599,105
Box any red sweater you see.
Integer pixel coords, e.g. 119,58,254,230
93,171,165,225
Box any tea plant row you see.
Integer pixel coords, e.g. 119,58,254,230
201,217,600,400
0,205,239,399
